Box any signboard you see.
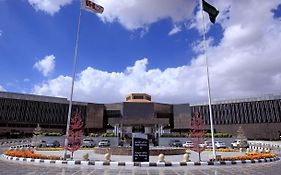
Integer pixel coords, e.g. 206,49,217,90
132,133,149,162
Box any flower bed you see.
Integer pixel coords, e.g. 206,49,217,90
4,150,62,160
210,152,276,161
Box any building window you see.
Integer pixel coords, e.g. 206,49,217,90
133,95,144,99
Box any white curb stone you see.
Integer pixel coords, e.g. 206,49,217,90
171,162,180,166
110,162,119,167
186,162,195,166
200,162,208,166
125,162,134,166
156,162,165,167
81,161,88,165
141,162,150,167
95,161,103,166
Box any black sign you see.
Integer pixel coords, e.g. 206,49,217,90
132,133,149,162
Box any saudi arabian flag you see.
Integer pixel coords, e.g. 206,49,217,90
202,0,219,23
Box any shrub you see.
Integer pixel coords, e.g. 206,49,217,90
89,133,99,137
101,133,115,137
36,148,64,151
42,132,63,136
89,133,116,137
204,133,232,138
205,148,238,152
161,133,187,137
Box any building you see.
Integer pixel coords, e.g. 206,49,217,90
0,91,280,140
191,95,281,140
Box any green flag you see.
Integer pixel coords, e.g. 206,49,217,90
202,0,219,23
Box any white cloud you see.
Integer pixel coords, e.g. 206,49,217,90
24,78,30,82
168,25,182,36
28,0,72,15
33,55,56,77
32,1,281,104
95,0,196,30
32,58,207,103
0,85,6,91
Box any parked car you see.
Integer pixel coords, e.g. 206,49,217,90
183,141,194,148
98,139,110,147
214,141,227,148
82,138,95,148
231,139,249,149
169,140,182,147
46,140,60,148
199,141,213,148
38,140,47,148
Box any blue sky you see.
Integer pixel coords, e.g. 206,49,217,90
0,0,281,104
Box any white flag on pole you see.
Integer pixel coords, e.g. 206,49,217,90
83,0,104,14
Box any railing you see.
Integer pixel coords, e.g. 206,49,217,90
248,141,281,153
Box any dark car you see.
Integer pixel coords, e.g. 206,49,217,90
38,140,47,148
169,140,182,147
46,140,60,148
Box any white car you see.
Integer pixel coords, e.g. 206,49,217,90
214,141,227,148
183,141,194,148
231,140,249,148
199,141,213,148
82,138,95,148
98,139,110,147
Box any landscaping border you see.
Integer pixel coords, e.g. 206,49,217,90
1,154,279,167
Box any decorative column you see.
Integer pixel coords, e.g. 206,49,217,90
154,124,158,139
114,124,119,137
120,124,123,139
160,125,164,136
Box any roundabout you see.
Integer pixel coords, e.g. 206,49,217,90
1,149,281,175
2,144,279,167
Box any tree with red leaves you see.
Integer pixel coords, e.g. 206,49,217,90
190,112,206,162
66,111,84,159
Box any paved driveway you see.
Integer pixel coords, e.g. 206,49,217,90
1,147,281,175
0,157,281,175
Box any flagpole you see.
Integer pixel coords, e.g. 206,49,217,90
64,0,82,160
200,0,216,160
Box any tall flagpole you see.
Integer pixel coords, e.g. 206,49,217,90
200,0,216,160
64,0,83,159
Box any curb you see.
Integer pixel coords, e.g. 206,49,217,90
1,154,280,167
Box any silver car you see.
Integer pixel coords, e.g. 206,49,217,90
98,139,110,147
82,139,95,148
